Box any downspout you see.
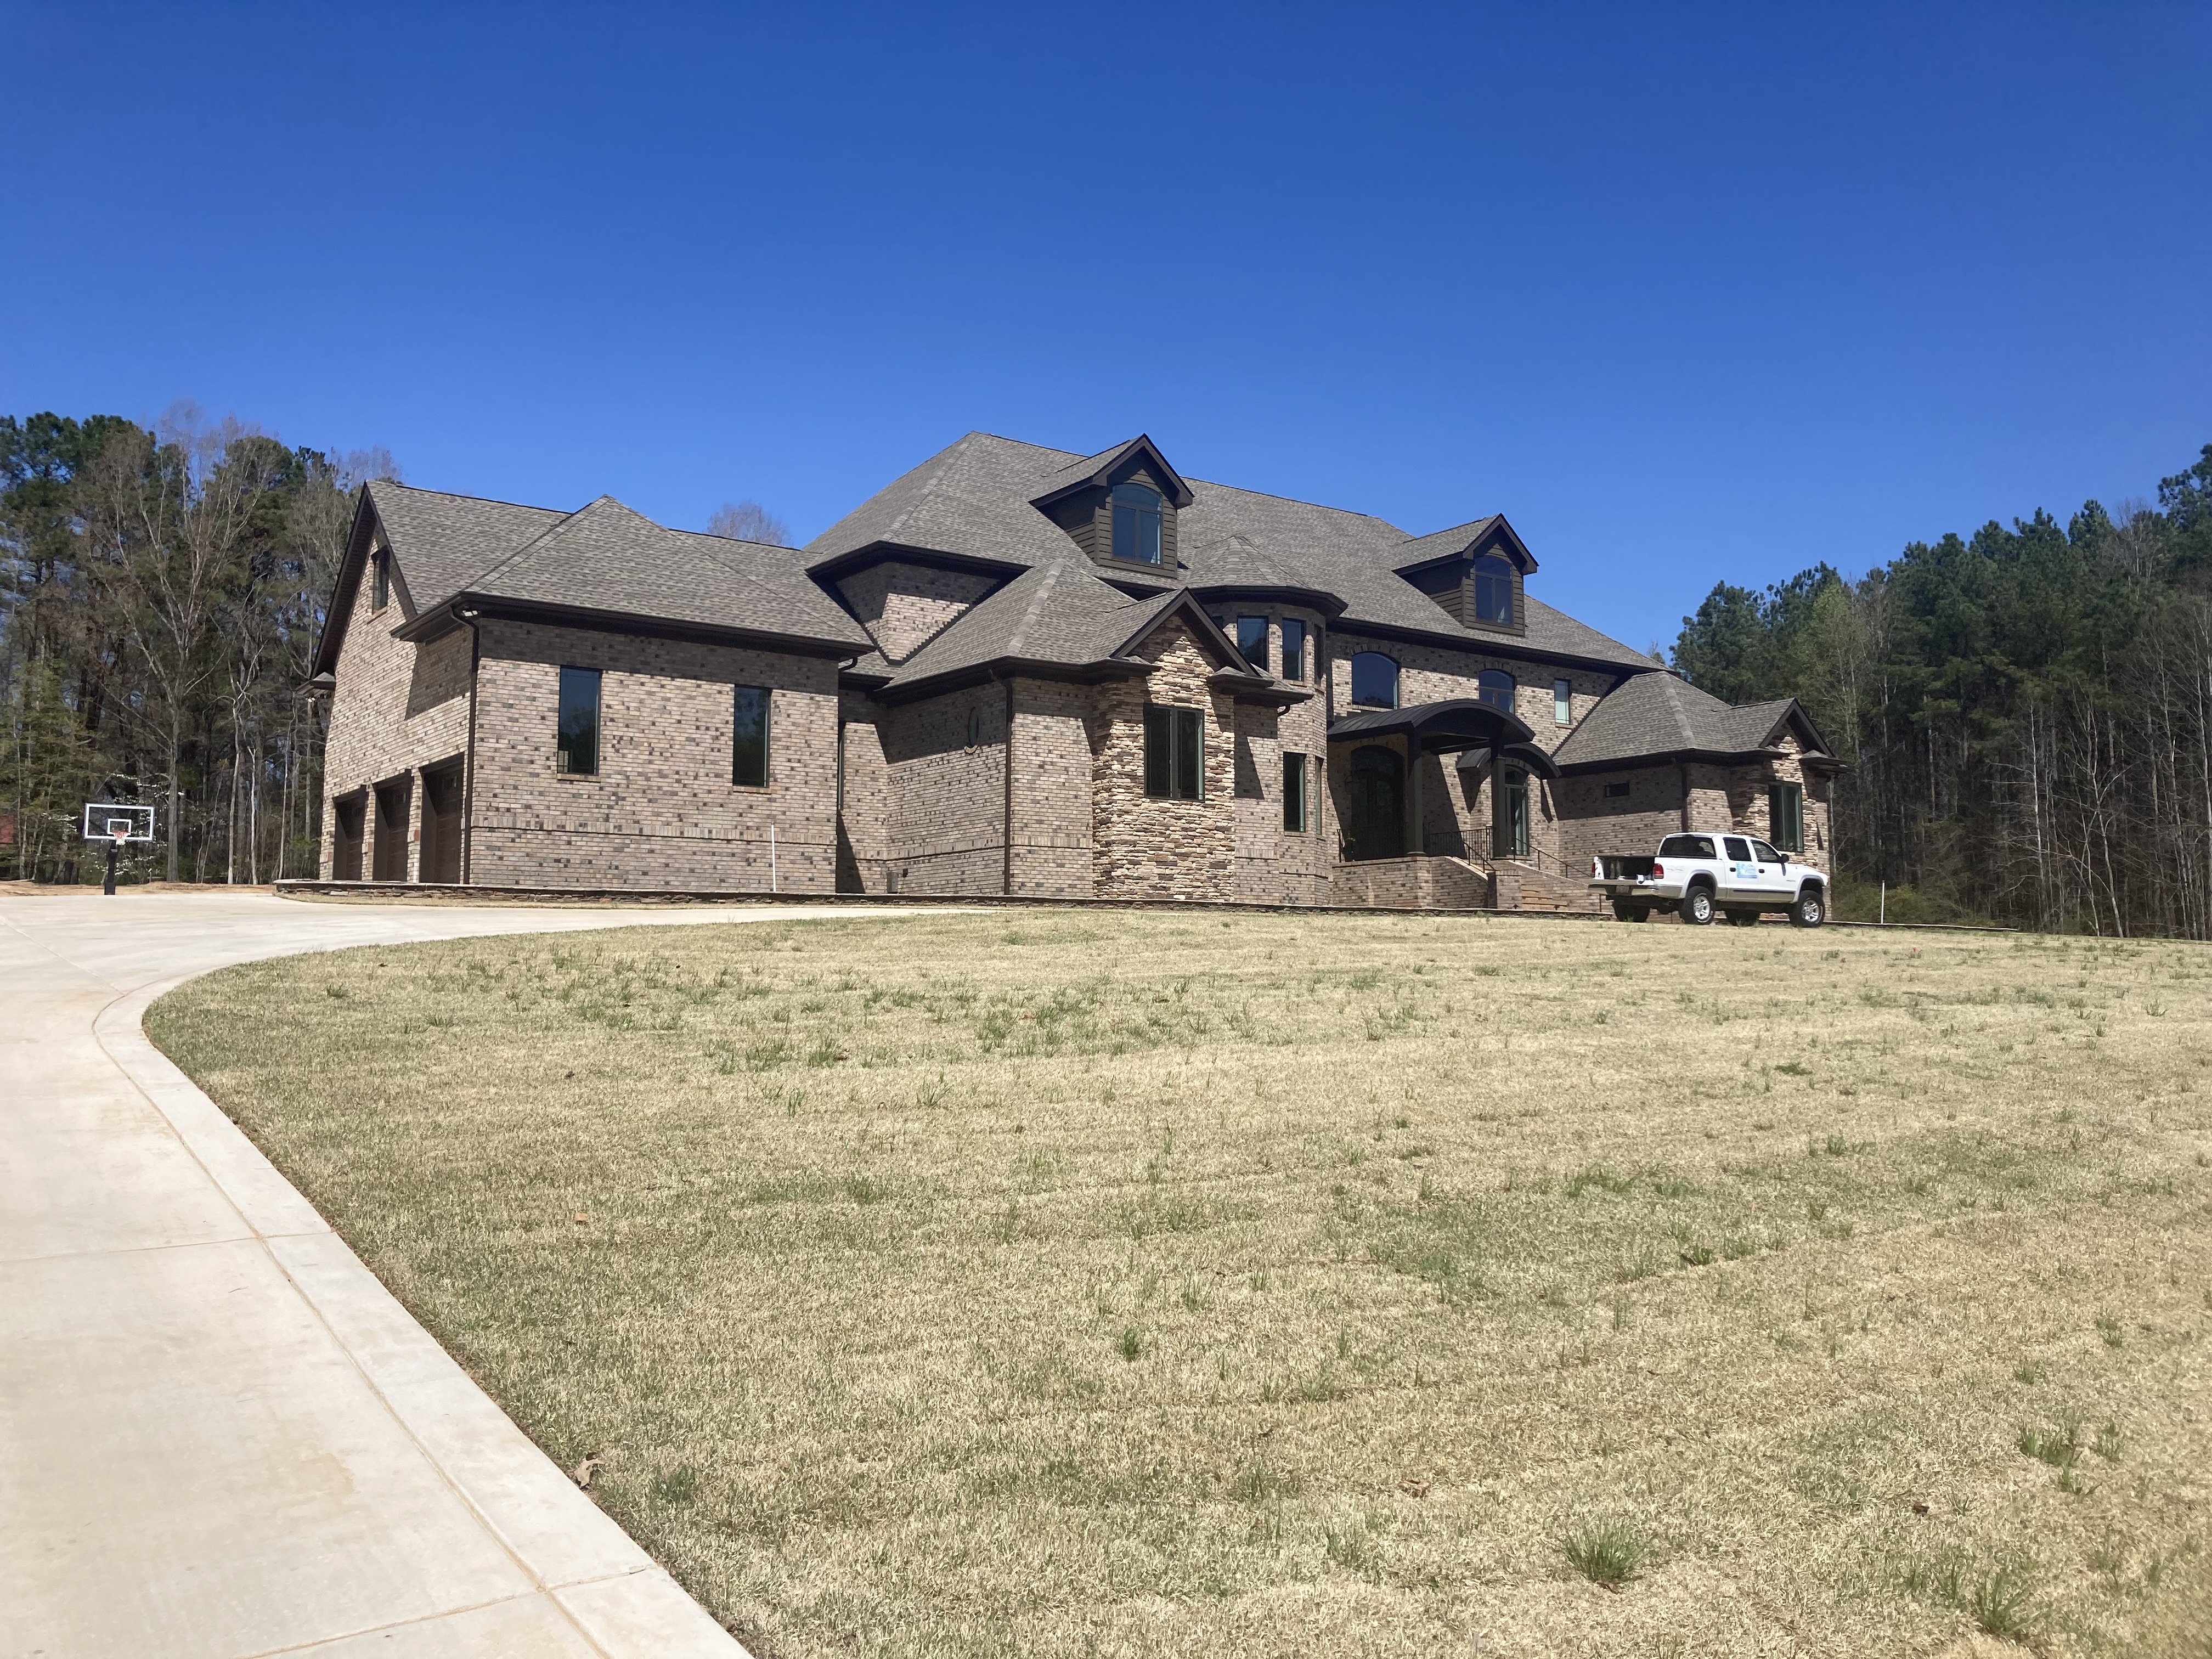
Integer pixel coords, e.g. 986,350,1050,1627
460,608,481,884
994,668,1014,896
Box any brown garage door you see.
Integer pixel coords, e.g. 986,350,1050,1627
372,780,411,882
420,765,464,885
333,794,366,881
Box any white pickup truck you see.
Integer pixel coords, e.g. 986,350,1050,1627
1589,833,1829,927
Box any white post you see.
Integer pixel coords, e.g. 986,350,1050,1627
1879,880,1887,925
770,825,778,894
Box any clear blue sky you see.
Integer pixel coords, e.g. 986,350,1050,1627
4,3,2206,650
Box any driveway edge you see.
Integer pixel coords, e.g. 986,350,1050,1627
94,973,749,1659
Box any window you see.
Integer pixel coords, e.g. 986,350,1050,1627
1143,705,1203,800
1350,652,1399,709
966,708,981,749
1235,616,1268,670
1346,746,1404,860
557,667,601,776
371,548,390,611
1493,768,1530,858
1602,780,1631,799
1751,838,1785,864
1475,669,1515,711
1280,618,1307,682
1554,679,1573,725
732,685,770,786
1283,752,1307,832
1768,781,1804,853
1723,836,1754,863
1110,482,1164,564
1473,553,1514,625
1658,834,1716,859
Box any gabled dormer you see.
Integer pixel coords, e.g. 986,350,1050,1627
1392,515,1536,638
1029,435,1195,578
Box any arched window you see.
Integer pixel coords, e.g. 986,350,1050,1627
1110,483,1163,564
1346,746,1405,861
1350,652,1400,709
1473,554,1514,625
1476,669,1515,712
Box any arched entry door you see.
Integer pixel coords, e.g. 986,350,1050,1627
1346,746,1405,860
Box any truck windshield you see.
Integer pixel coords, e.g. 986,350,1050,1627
1658,835,1716,859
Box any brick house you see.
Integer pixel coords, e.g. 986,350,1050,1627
311,432,1838,909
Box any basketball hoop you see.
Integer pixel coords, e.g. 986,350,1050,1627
83,801,154,895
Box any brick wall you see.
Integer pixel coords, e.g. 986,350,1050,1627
1093,618,1235,899
867,686,1008,894
1009,678,1096,897
834,562,1000,664
1554,734,1835,878
466,619,839,891
320,548,472,881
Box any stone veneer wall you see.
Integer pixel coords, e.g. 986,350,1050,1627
466,619,839,891
1092,618,1235,899
1211,606,1333,905
834,562,1001,664
320,548,473,881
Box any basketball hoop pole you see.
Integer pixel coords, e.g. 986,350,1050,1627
104,837,120,896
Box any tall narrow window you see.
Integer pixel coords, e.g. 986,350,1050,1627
732,685,770,786
1143,705,1203,800
1768,780,1804,853
1283,752,1307,832
1476,669,1515,711
1493,768,1531,858
557,667,601,776
1110,482,1164,564
1235,616,1268,670
1554,679,1573,725
1350,652,1399,709
1280,618,1307,682
1473,554,1514,625
371,548,390,611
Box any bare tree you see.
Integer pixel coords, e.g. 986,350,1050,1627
707,500,793,546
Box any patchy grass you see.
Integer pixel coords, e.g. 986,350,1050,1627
149,913,2212,1658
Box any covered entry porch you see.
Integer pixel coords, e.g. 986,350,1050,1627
1328,698,1560,864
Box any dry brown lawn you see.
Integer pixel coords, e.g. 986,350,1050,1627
149,912,2212,1657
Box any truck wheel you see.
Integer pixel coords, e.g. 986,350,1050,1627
1612,902,1650,923
1790,887,1827,928
1726,910,1760,927
1680,885,1716,926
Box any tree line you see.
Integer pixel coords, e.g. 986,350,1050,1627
1671,442,2212,936
0,404,793,889
0,408,389,885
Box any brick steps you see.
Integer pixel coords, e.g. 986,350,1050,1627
1492,859,1607,915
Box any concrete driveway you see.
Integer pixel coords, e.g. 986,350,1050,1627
1,891,915,1659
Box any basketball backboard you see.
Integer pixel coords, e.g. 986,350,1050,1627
82,802,155,843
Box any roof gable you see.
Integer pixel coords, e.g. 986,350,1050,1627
1029,433,1194,510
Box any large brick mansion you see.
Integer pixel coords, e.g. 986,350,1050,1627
312,432,1836,909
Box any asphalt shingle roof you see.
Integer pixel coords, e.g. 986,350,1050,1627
369,482,568,609
1551,674,1803,769
805,432,1660,673
881,562,1184,690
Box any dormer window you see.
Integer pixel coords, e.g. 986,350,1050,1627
1111,483,1163,565
1473,554,1513,625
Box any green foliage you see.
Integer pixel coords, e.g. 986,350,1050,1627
1671,439,2212,937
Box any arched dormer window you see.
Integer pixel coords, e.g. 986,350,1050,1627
1476,669,1514,711
1473,554,1514,625
1350,652,1400,709
1111,483,1163,565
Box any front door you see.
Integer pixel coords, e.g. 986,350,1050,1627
1747,837,1794,900
1493,769,1531,859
